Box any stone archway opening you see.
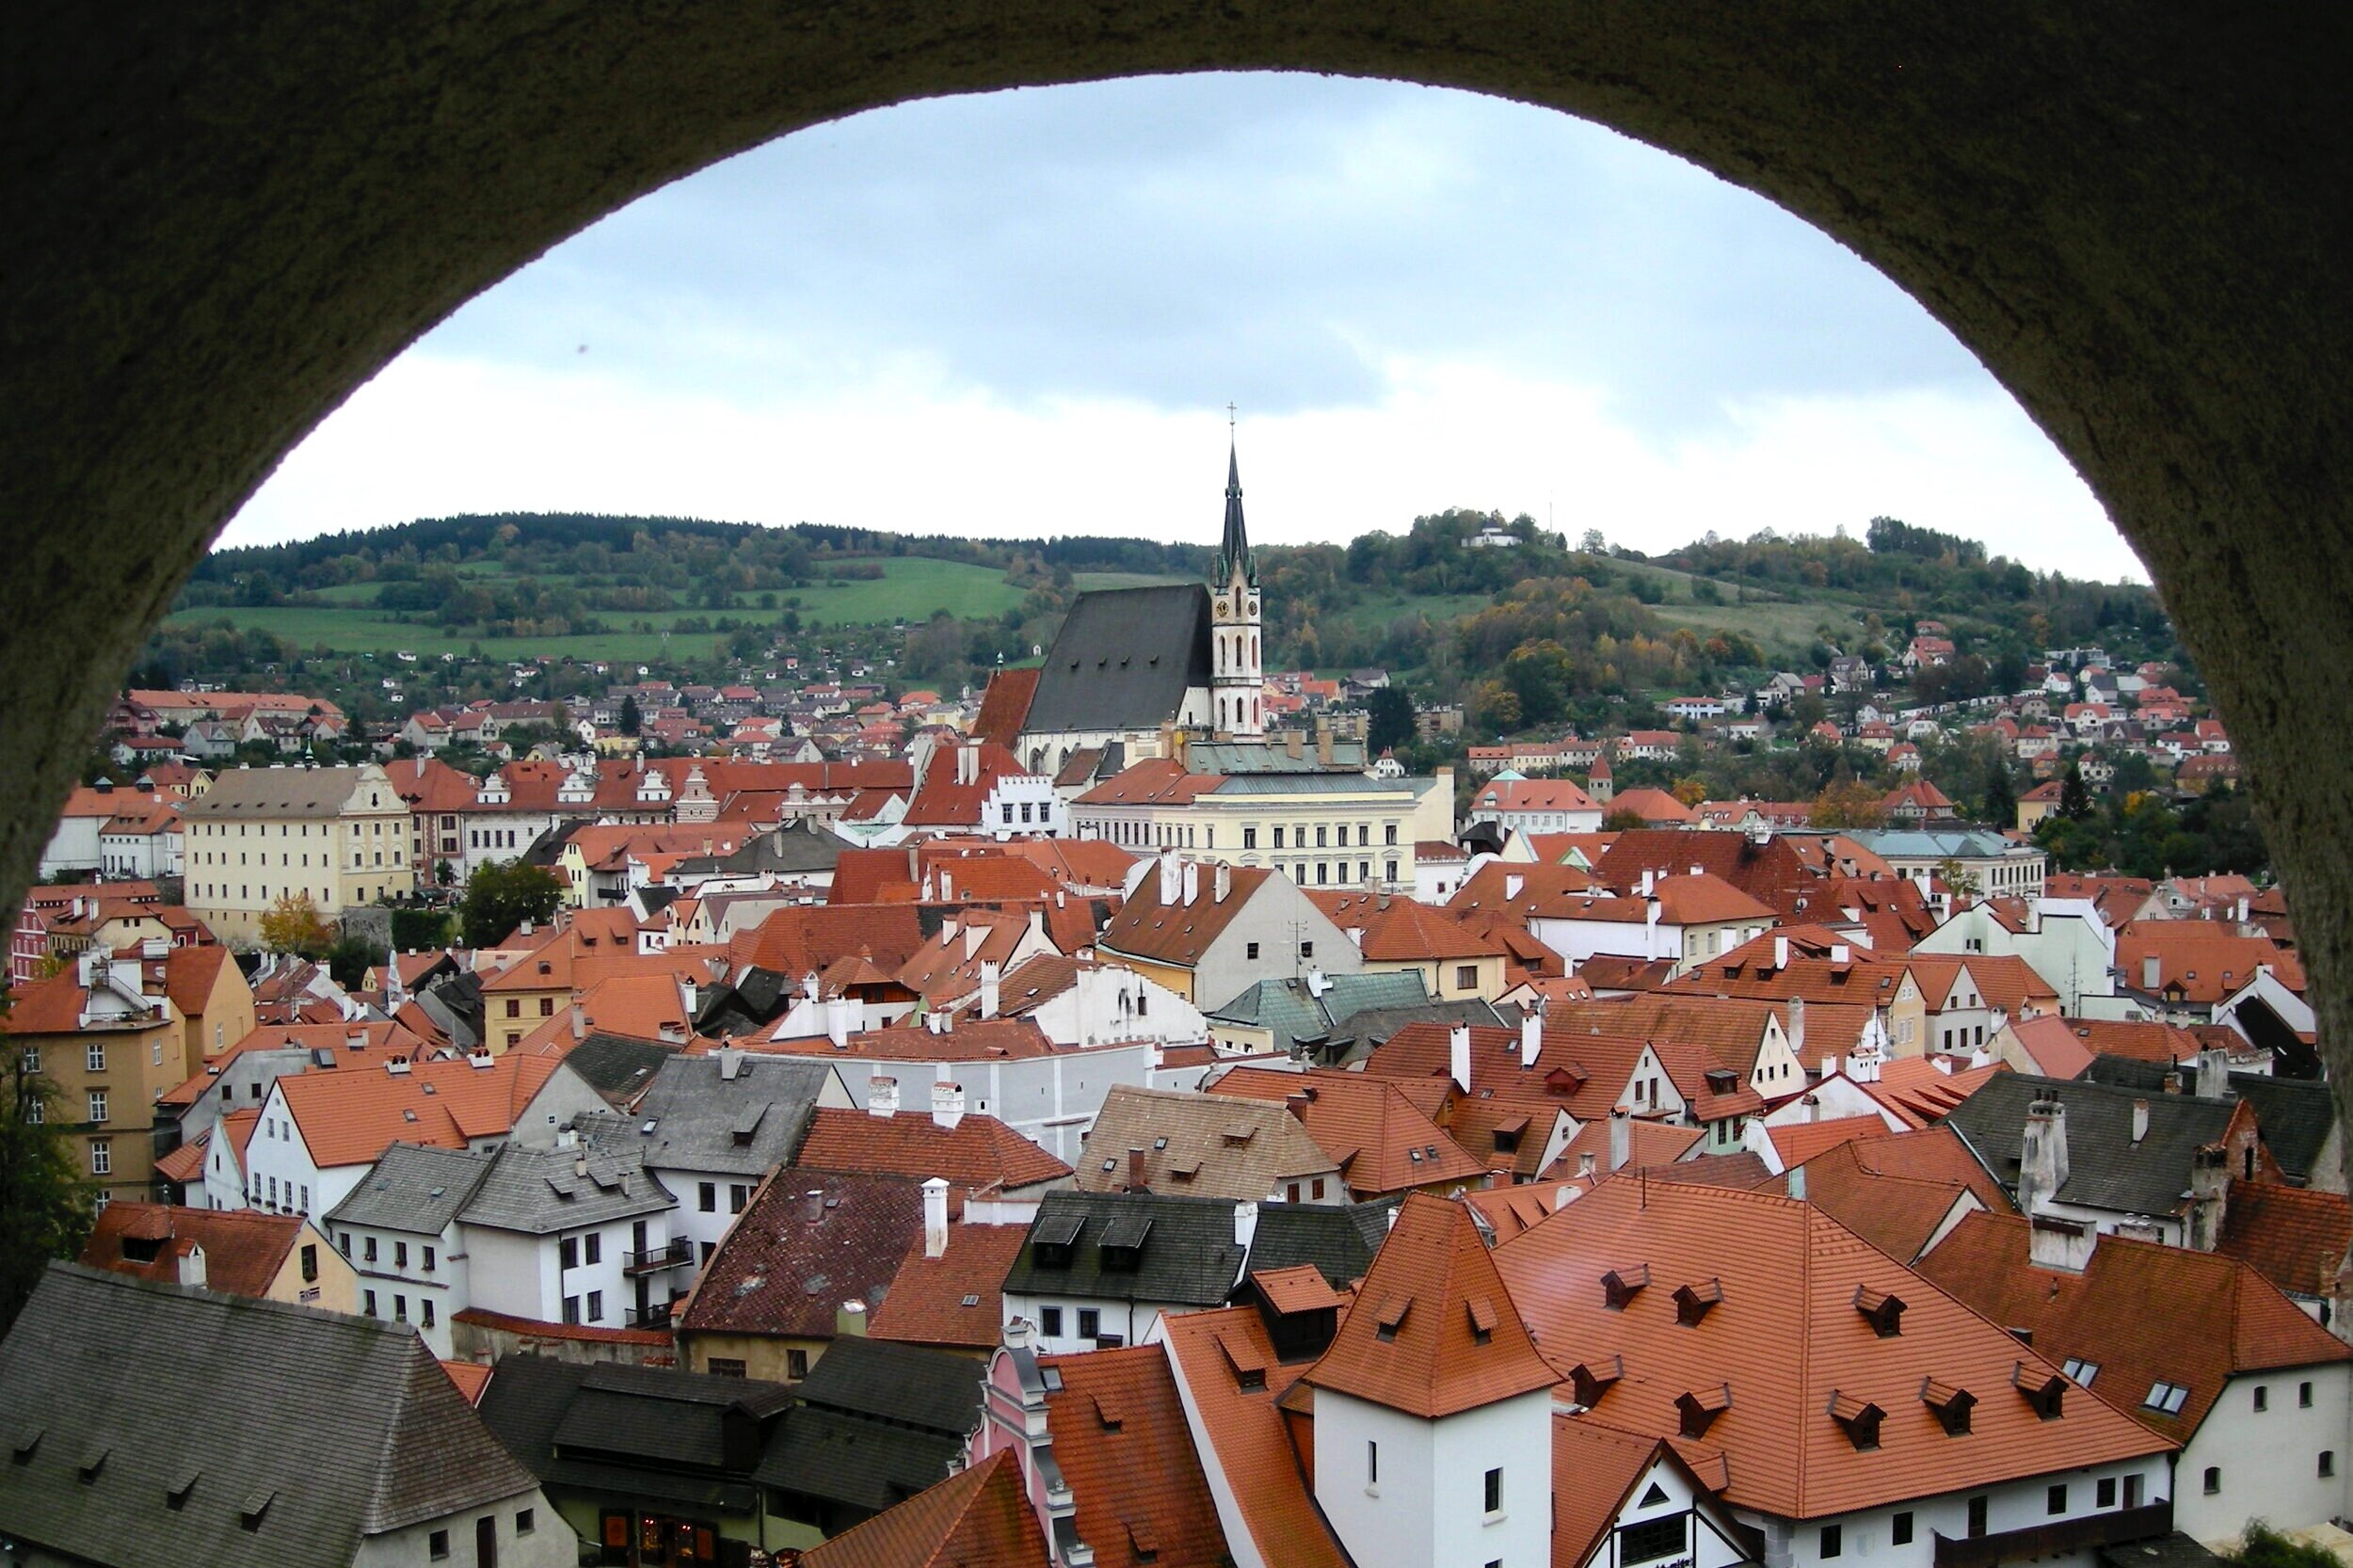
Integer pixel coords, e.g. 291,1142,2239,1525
9,8,2353,1118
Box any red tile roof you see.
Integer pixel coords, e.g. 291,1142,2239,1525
1918,1209,2348,1443
77,1203,307,1297
970,666,1041,751
1771,1135,1996,1264
2116,922,2304,1001
1042,1344,1232,1568
677,1171,924,1338
1209,1066,1486,1196
1304,1192,1556,1418
1160,1304,1350,1568
274,1050,563,1170
2214,1178,2353,1304
797,1106,1072,1197
798,1447,1048,1568
1766,1115,1891,1170
1495,1179,2174,1519
1098,863,1274,970
441,1359,493,1404
867,1224,1030,1352
728,904,929,978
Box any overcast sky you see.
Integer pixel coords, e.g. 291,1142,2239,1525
226,72,2146,582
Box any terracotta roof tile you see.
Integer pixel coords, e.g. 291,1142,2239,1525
1918,1210,2348,1443
1099,864,1273,970
2215,1178,2353,1302
1767,1115,1891,1170
1209,1067,1486,1197
440,1359,493,1404
275,1051,561,1170
1304,1192,1556,1418
677,1171,924,1339
798,1107,1072,1197
867,1224,1030,1351
1042,1344,1232,1568
77,1203,307,1297
1074,1085,1337,1202
1495,1180,2173,1519
1160,1305,1350,1568
797,1446,1047,1568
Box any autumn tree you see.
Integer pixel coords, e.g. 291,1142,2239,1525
458,860,566,949
258,891,334,959
1810,776,1888,829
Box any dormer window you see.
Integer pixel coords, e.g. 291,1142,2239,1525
1676,1384,1732,1438
2015,1363,2068,1419
1570,1356,1624,1407
1375,1295,1414,1342
1922,1378,1977,1435
1853,1285,1906,1337
2143,1380,2190,1416
1465,1294,1498,1347
1673,1278,1724,1326
1830,1391,1885,1451
1602,1265,1649,1311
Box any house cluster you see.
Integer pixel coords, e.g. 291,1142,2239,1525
8,454,2336,1568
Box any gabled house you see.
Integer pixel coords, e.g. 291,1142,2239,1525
1098,857,1361,1012
1000,1189,1252,1355
1075,1084,1344,1205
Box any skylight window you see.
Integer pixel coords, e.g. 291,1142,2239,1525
2144,1381,2190,1415
2063,1359,2100,1387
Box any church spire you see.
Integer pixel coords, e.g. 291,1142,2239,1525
1219,422,1255,586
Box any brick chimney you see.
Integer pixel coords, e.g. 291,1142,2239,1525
1609,1106,1631,1172
868,1076,899,1117
2187,1144,2231,1252
1127,1146,1147,1192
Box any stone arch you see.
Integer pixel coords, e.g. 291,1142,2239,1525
10,8,2353,1107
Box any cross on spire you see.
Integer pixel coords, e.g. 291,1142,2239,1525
1220,414,1255,586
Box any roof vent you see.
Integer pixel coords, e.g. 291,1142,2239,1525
1676,1384,1731,1437
1853,1285,1906,1337
2012,1362,2066,1420
1921,1377,1977,1435
77,1444,108,1482
240,1486,275,1531
1829,1391,1885,1451
1673,1278,1724,1326
1601,1265,1649,1310
167,1469,200,1510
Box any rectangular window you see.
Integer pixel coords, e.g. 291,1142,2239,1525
1483,1466,1502,1514
2098,1478,2117,1509
87,1043,105,1073
730,1184,749,1213
19,1048,36,1073
2302,1382,2315,1408
2047,1484,2067,1515
1967,1496,1988,1539
1246,942,1259,960
393,1294,408,1321
395,1240,408,1269
2254,1384,2269,1412
699,1181,717,1211
424,1245,435,1272
365,1288,377,1316
1078,1307,1100,1339
1385,824,1398,846
1621,1517,1687,1565
87,1091,106,1124
788,1347,810,1379
1820,1525,1843,1560
707,1358,747,1377
422,1299,435,1327
1368,1440,1378,1486
365,1235,378,1262
586,1290,602,1322
584,1233,600,1265
560,1237,578,1270
1243,827,1257,849
1273,826,1286,849
429,1528,449,1560
563,1295,580,1325
1891,1513,1913,1546
301,1244,318,1282
1300,941,1314,959
1455,965,1479,991
539,997,554,1016
504,999,520,1018
1039,1306,1064,1336
89,1139,110,1176
2322,1452,2336,1479
2203,1467,2221,1496
516,1509,535,1536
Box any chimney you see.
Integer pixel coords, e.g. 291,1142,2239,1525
824,996,853,1048
715,1046,744,1080
2196,1046,2235,1101
1449,1024,1472,1094
2142,953,2161,990
836,1300,868,1339
345,1029,367,1051
2018,1095,2071,1221
1234,1199,1259,1251
1609,1106,1632,1172
141,936,168,961
869,1076,900,1117
1213,862,1232,904
2130,1098,2150,1144
1157,855,1180,905
176,1241,207,1290
2188,1144,2231,1252
1773,934,1790,969
1127,1146,1147,1192
803,1189,826,1224
1181,860,1199,905
931,1080,966,1130
957,741,978,786
1520,1009,1543,1068
1285,730,1304,760
1787,997,1806,1062
1639,868,1657,897
922,1176,950,1259
1316,728,1333,766
978,961,1000,1021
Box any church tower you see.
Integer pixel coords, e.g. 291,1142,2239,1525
1210,433,1265,738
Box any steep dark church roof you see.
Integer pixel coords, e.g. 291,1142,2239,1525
1021,584,1212,736
1219,440,1256,585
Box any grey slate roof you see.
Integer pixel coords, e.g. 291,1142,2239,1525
562,1032,682,1108
457,1137,676,1235
1945,1072,2236,1218
792,1335,985,1440
626,1051,834,1176
2085,1055,2336,1183
326,1141,495,1235
1021,584,1211,735
0,1263,538,1568
1002,1190,1246,1306
1243,1198,1401,1287
757,1405,963,1513
478,1355,794,1517
1326,999,1511,1064
1209,970,1433,1057
183,764,374,819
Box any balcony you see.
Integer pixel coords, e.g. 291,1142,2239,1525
1934,1501,2170,1568
626,1303,675,1331
623,1239,693,1274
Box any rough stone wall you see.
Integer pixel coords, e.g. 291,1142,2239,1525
7,5,2353,1170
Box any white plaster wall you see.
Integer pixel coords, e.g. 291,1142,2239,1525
2175,1367,2353,1542
1000,1291,1188,1355
1766,1457,2171,1568
348,1488,576,1568
827,1041,1160,1163
1314,1387,1551,1568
